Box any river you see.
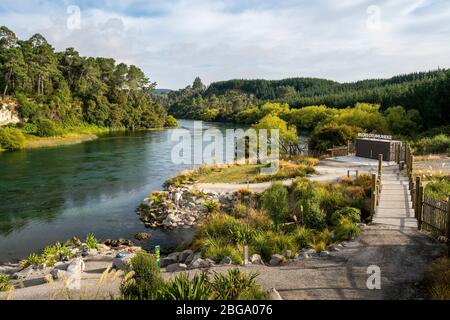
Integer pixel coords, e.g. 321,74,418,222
0,120,239,263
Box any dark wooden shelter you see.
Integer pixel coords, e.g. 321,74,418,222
355,134,402,161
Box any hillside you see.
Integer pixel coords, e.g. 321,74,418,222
168,70,450,129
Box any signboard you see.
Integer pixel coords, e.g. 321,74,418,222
357,133,392,140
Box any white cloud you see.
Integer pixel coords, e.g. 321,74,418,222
0,0,449,88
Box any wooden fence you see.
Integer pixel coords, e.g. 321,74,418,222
404,143,450,239
370,154,383,219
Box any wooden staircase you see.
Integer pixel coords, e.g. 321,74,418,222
372,166,418,228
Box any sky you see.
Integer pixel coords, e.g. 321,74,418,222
0,0,449,89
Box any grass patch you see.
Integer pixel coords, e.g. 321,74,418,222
424,257,450,300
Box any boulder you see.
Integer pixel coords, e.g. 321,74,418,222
188,258,214,269
67,258,85,274
53,261,70,271
319,251,330,257
267,288,283,300
12,266,34,280
185,252,201,265
113,254,134,270
0,264,21,275
160,256,178,268
294,252,310,260
166,263,188,273
71,237,82,246
50,269,67,280
269,254,285,266
178,250,193,263
250,254,263,265
283,250,293,259
134,232,151,241
220,256,233,265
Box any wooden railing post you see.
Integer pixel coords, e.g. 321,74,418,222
415,176,421,219
446,195,450,239
418,186,424,229
371,174,377,217
378,154,383,177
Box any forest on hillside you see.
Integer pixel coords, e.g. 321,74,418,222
167,70,450,129
0,26,170,132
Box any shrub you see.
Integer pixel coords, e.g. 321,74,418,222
85,233,99,249
196,213,240,240
121,251,165,300
425,178,450,201
293,227,313,249
42,242,73,266
261,183,290,227
203,201,220,213
149,191,166,204
164,115,179,128
251,231,298,261
316,228,332,245
22,253,44,268
309,124,362,152
0,127,26,151
414,134,450,155
335,218,360,241
424,257,450,300
312,241,327,253
330,207,361,225
204,243,243,265
210,269,266,300
0,274,12,292
354,174,373,195
35,118,60,137
294,182,327,229
159,272,210,300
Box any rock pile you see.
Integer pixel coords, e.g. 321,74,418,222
137,186,248,229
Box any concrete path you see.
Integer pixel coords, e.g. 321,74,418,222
372,166,418,229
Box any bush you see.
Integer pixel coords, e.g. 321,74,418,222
164,115,178,128
424,257,450,300
22,253,44,268
330,207,361,226
85,233,99,249
414,134,450,155
335,218,360,241
203,201,220,213
41,242,73,267
159,269,266,300
251,231,298,261
196,213,241,240
312,241,327,253
0,127,26,151
261,183,290,227
121,251,165,300
294,181,327,229
309,124,362,152
210,269,266,300
159,272,211,300
293,227,313,249
0,274,12,292
35,118,60,137
425,178,450,201
204,243,243,265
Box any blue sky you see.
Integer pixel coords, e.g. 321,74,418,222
0,0,449,89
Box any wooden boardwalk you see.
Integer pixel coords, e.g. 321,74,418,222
372,165,418,229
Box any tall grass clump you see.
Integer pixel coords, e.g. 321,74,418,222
0,274,12,292
85,233,99,249
120,251,165,300
424,257,450,300
261,183,290,228
159,273,211,300
0,127,26,151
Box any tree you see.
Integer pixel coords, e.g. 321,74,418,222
261,183,290,228
385,106,422,136
309,124,362,152
253,114,298,154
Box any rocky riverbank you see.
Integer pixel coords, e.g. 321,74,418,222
136,186,255,229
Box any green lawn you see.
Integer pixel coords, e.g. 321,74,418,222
197,164,264,184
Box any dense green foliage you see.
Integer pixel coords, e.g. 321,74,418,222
120,251,165,300
0,274,12,292
412,134,450,155
424,178,450,201
261,183,290,227
0,126,26,150
168,70,449,129
120,251,266,300
0,26,172,133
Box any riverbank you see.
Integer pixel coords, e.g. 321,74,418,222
24,133,99,149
